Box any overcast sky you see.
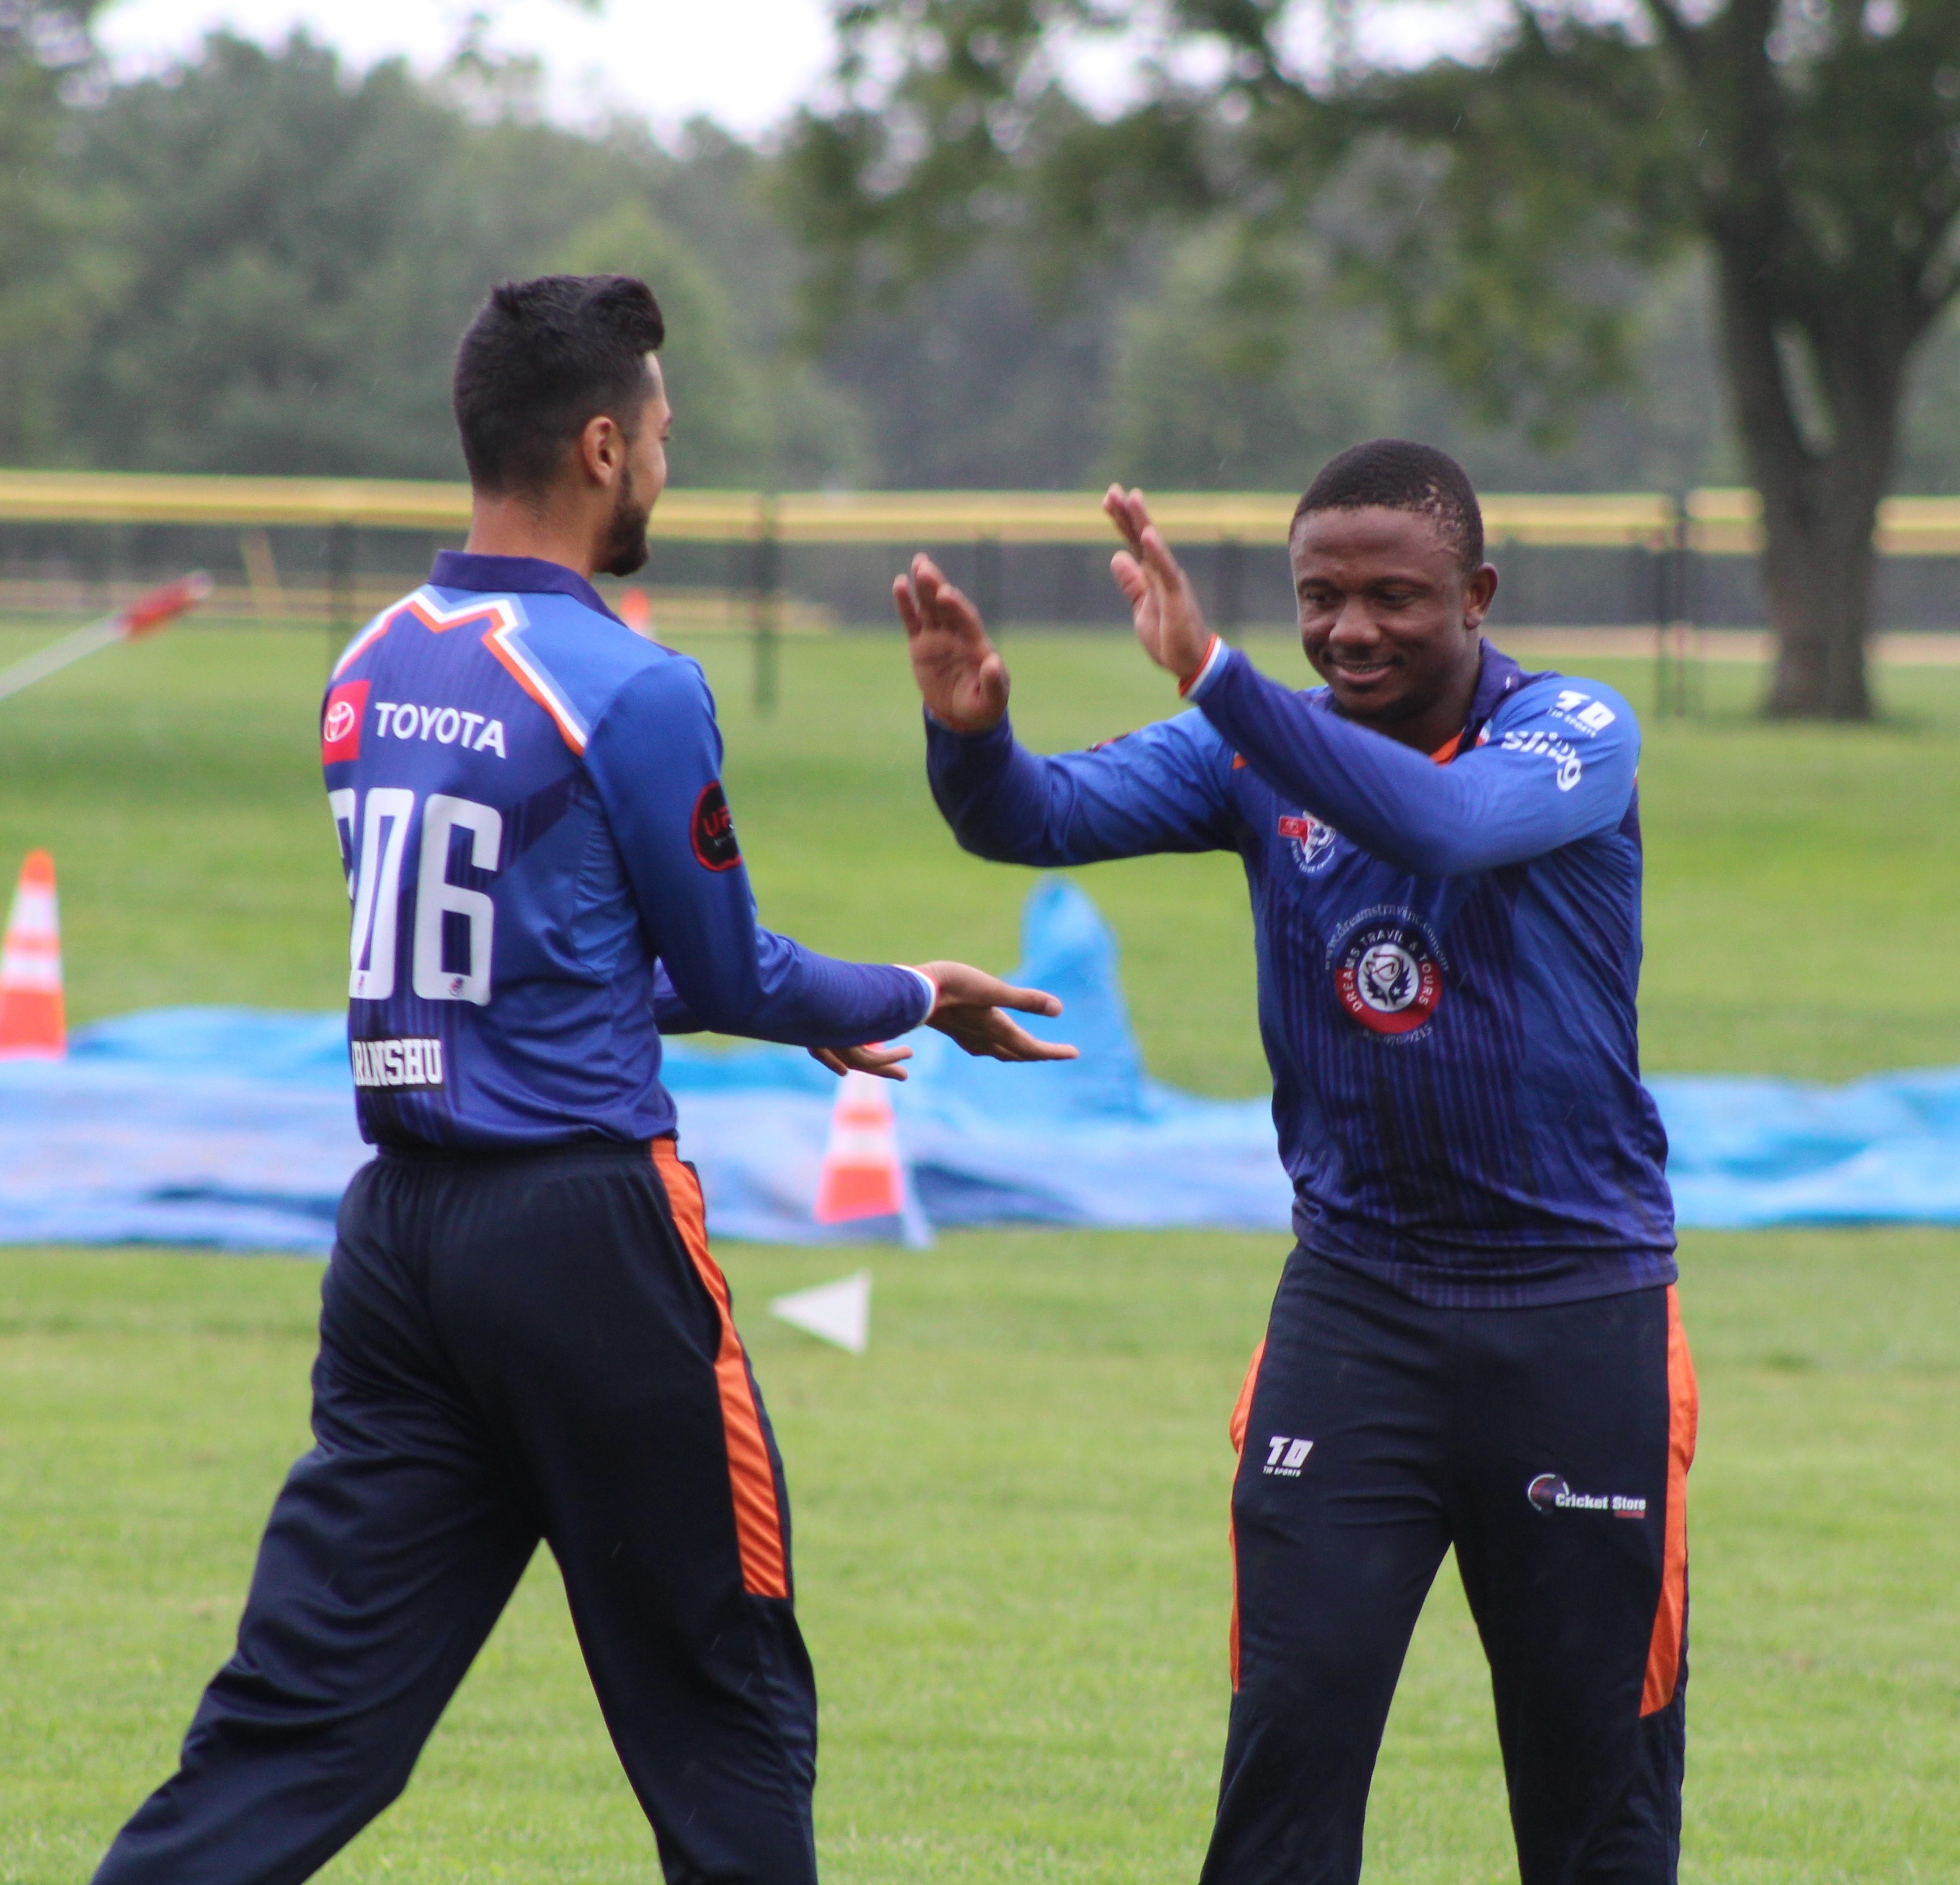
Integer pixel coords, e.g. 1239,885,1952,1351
94,0,1500,138
96,0,841,134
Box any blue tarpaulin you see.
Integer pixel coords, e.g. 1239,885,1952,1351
2,879,1955,1251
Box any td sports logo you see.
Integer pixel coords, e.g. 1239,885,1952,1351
1552,688,1618,734
1328,907,1446,1037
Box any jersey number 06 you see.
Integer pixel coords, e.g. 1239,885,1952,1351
329,788,503,1006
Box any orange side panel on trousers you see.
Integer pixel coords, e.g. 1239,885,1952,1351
653,1139,790,1600
1227,1339,1267,1691
1641,1285,1697,1714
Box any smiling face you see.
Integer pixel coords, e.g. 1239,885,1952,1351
1289,504,1498,749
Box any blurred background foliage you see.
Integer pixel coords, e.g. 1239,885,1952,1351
5,6,1960,496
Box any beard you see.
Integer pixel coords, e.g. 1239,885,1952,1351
597,469,654,579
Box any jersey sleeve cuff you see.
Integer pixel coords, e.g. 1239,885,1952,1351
1178,634,1229,701
899,966,939,1025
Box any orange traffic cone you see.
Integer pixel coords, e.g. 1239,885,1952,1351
0,849,64,1058
814,1068,906,1224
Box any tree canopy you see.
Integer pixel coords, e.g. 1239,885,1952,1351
5,8,1960,682
787,0,1960,715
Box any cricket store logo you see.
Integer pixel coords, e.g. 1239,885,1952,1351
1263,1435,1315,1478
350,1037,445,1091
1526,1473,1649,1520
1329,910,1446,1036
1276,812,1339,875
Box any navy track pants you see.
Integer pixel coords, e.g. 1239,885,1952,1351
94,1138,817,1885
1205,1251,1696,1885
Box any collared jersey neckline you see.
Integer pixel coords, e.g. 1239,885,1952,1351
429,550,625,627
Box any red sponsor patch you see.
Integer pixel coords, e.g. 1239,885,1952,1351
690,780,742,871
1332,918,1443,1036
321,680,369,764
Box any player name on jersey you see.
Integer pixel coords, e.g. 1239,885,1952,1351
350,1037,445,1089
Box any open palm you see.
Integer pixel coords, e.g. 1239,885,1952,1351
894,554,1010,733
1103,486,1214,681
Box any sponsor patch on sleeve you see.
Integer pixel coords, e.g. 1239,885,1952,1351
321,680,369,764
690,780,742,871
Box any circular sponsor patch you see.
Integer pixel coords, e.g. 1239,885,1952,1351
1333,919,1442,1035
690,780,743,872
1527,1473,1568,1513
322,698,358,745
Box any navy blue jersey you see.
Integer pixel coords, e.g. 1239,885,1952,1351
926,640,1675,1308
323,551,931,1149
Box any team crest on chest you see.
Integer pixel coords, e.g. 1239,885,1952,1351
1328,909,1446,1037
1277,812,1339,875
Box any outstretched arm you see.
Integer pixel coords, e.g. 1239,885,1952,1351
654,958,916,1081
897,553,1237,865
597,658,1076,1062
1100,489,1637,874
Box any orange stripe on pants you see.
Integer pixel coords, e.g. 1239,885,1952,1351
1227,1339,1267,1692
652,1139,790,1600
1641,1285,1697,1714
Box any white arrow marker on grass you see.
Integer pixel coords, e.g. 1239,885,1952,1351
770,1271,871,1354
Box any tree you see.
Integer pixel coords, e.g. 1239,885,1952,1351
56,34,877,488
0,1,110,464
788,1,1960,718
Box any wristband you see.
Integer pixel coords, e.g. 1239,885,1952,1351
1177,633,1224,699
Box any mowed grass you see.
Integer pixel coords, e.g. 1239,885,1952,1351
4,1231,1956,1884
1,614,1957,1882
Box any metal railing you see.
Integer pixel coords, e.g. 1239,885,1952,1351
8,470,1959,713
8,469,1960,549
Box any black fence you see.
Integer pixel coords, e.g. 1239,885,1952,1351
5,517,1959,634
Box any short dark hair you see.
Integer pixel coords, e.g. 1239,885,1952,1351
1291,439,1484,571
452,275,665,493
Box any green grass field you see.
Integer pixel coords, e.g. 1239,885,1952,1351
1,617,1957,1882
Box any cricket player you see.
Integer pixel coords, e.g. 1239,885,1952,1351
898,440,1693,1885
94,274,1073,1885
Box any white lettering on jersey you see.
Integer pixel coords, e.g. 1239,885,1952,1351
348,789,415,999
343,789,503,1006
350,1036,445,1089
370,700,507,757
1550,689,1617,736
412,795,502,1005
1500,727,1586,792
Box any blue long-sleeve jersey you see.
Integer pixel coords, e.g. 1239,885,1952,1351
322,551,931,1149
927,639,1675,1308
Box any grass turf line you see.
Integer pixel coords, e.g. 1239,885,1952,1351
2,1229,1955,1884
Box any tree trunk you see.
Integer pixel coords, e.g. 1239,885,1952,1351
1712,256,1906,720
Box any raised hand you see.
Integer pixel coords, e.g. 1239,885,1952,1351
913,960,1079,1063
808,1041,916,1082
894,553,1010,733
1103,485,1215,684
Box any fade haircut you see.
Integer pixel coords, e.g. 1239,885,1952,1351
452,275,665,494
1291,439,1485,572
